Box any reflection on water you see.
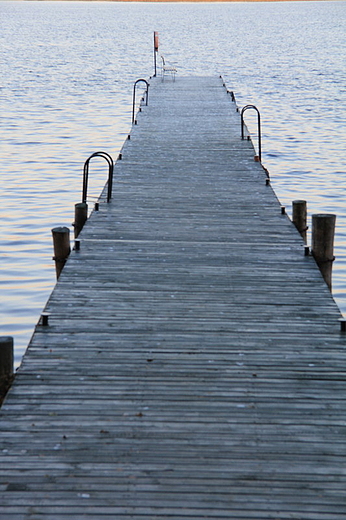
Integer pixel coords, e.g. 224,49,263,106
1,1,345,365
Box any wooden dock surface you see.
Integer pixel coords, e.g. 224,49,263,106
1,76,346,519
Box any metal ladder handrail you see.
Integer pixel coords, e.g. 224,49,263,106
241,104,262,162
82,151,114,204
132,79,149,125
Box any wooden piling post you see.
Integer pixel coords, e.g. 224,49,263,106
292,200,307,243
0,336,14,399
52,226,70,279
74,202,88,238
311,214,336,291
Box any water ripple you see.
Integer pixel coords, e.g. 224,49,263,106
1,0,345,365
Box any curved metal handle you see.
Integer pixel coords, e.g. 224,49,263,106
83,151,114,204
241,105,262,162
132,79,150,124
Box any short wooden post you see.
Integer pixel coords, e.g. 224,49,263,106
0,336,14,397
311,214,336,291
292,200,307,243
52,226,70,279
41,312,50,327
74,202,88,238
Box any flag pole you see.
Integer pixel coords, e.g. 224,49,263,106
153,31,159,77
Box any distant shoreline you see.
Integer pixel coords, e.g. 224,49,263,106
12,0,341,3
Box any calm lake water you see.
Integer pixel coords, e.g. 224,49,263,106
1,1,346,366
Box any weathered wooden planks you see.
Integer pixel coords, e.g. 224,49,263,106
1,76,346,519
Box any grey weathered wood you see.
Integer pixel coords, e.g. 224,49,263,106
311,213,336,290
51,226,71,279
1,76,346,519
0,336,13,399
74,202,88,238
292,199,307,243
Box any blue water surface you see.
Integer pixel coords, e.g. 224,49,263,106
1,1,346,365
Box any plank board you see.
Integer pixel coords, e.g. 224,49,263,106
1,76,346,519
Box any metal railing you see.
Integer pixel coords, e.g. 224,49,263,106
241,105,262,162
227,90,236,102
132,79,150,125
82,152,114,204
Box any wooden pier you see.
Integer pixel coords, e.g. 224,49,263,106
1,76,346,519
